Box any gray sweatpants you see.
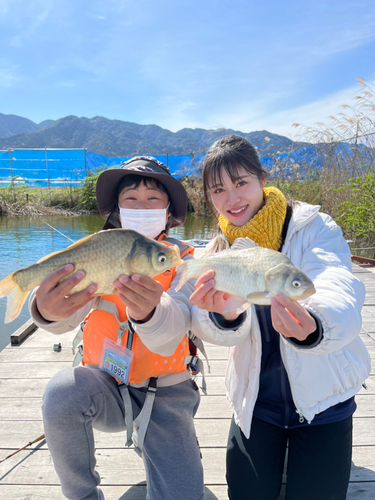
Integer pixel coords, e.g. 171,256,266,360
42,366,204,500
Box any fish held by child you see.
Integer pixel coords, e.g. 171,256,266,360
0,229,182,323
176,237,315,313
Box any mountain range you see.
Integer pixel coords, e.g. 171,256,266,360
0,113,300,157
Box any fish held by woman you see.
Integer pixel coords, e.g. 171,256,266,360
0,229,182,323
176,237,315,313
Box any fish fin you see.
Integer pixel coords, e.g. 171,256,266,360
234,302,252,314
264,263,292,293
37,233,96,263
231,237,259,251
222,296,251,315
171,245,184,267
246,291,273,305
174,262,189,291
0,273,30,323
199,234,230,258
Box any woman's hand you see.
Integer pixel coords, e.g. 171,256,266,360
114,274,164,322
271,294,316,341
35,264,98,322
189,270,240,321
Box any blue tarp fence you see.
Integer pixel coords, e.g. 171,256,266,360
0,149,205,187
0,145,370,188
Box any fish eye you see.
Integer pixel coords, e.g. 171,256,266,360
157,252,167,263
292,279,301,288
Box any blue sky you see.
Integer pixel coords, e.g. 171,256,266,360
0,0,374,138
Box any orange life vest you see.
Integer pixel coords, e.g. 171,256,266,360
82,233,194,384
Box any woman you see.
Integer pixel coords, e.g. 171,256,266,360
190,135,370,500
29,157,204,500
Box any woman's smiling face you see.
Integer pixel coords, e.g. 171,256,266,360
208,166,267,227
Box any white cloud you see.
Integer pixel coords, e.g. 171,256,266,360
154,85,366,138
212,86,364,139
0,60,21,87
0,0,9,16
0,0,56,39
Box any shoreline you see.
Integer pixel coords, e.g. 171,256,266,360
0,202,94,217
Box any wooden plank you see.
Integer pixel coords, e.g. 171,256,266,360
1,485,373,500
1,446,374,487
0,378,50,398
0,485,232,500
0,376,228,397
0,360,230,378
360,334,375,345
1,415,374,449
0,362,72,378
1,359,371,379
347,484,375,500
2,394,375,421
5,329,79,349
2,415,375,456
6,344,374,365
10,319,37,345
0,347,74,363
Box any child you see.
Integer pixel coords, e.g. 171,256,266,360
190,135,371,500
29,157,204,500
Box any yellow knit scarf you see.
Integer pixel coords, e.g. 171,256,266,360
218,186,287,250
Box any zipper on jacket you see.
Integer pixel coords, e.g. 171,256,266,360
279,338,312,425
280,361,290,428
296,409,307,424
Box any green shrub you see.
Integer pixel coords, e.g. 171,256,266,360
78,165,109,211
334,168,375,240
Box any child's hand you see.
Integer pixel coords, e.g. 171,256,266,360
271,294,316,341
114,274,164,322
35,265,98,322
189,270,239,321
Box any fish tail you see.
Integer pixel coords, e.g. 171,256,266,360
174,262,190,291
0,273,30,323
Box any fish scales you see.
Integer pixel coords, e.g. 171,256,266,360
175,245,315,307
15,230,136,295
0,229,182,323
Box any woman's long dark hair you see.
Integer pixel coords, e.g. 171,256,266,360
203,135,267,219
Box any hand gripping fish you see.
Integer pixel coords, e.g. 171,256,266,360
176,237,315,313
0,229,182,323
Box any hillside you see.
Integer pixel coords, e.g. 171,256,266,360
0,113,299,157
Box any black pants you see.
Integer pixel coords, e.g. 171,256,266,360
226,415,353,500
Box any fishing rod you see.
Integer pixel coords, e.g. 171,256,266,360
0,434,45,463
44,221,75,243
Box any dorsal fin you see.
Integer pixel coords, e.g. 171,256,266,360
37,233,97,263
231,237,259,251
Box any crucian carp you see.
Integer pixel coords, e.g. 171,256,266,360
0,229,182,323
176,237,316,313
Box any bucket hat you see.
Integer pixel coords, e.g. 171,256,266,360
96,156,188,228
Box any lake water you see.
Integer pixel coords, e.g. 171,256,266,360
0,213,215,351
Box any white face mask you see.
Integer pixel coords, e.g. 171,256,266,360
119,206,169,239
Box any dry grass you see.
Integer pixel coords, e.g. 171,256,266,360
0,200,81,217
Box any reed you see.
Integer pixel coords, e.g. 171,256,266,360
269,73,375,244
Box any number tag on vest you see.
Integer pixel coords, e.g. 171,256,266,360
99,337,134,384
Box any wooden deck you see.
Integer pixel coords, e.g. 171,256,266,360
1,265,375,499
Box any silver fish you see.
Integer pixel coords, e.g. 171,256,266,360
176,238,315,312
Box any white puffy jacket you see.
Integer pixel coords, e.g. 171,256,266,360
191,201,371,438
